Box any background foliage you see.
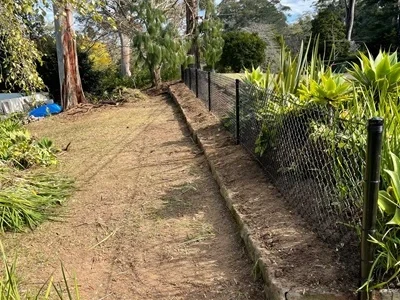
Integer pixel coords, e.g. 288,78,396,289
218,31,266,72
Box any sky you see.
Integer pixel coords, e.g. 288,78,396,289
281,0,315,23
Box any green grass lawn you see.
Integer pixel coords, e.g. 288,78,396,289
221,73,245,80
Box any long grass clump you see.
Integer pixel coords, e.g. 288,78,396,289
0,242,80,299
0,167,74,231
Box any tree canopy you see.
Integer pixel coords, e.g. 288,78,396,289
217,0,289,31
200,0,224,70
311,5,350,59
133,1,191,87
218,31,266,72
353,0,398,53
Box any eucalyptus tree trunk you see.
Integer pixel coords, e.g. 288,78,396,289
53,2,86,110
345,0,356,41
119,31,132,77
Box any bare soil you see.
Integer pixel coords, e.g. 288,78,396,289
3,94,264,299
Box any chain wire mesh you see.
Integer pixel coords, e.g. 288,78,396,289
197,70,209,109
209,72,237,137
189,68,196,94
182,68,367,251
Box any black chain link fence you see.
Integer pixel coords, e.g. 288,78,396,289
182,68,367,254
209,72,237,137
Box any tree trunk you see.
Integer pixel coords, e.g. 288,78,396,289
119,31,132,77
150,66,161,88
185,0,197,36
345,0,356,41
53,3,86,110
186,0,199,66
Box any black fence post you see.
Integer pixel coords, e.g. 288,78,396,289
235,79,240,145
189,68,192,90
181,65,184,82
208,71,211,111
360,117,384,300
195,69,199,98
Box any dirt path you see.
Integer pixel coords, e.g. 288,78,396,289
3,94,264,299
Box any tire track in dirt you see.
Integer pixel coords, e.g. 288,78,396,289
72,102,165,182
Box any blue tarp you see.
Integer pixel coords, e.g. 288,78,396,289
29,103,62,117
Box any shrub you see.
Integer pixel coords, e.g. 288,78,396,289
311,5,350,59
0,114,74,231
217,31,266,73
0,116,57,169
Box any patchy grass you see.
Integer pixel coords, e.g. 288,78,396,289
222,73,245,80
184,221,215,245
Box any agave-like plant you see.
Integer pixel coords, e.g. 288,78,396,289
244,66,271,89
378,152,400,225
358,152,400,291
298,68,353,108
348,50,400,102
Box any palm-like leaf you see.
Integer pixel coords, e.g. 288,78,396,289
349,50,400,101
378,152,400,225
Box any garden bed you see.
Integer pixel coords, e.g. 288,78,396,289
169,82,358,299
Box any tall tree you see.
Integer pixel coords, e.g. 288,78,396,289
133,1,190,87
353,0,398,53
77,0,134,78
0,0,104,109
311,5,349,59
53,2,86,109
185,0,199,66
217,0,289,31
200,0,224,70
344,0,356,41
119,31,132,77
102,0,133,78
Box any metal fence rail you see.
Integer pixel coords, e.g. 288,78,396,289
182,68,368,249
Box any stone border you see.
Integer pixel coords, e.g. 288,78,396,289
169,83,361,300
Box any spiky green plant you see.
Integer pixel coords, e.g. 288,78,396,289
298,68,353,108
0,242,80,299
244,66,271,89
355,153,400,292
348,50,400,102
